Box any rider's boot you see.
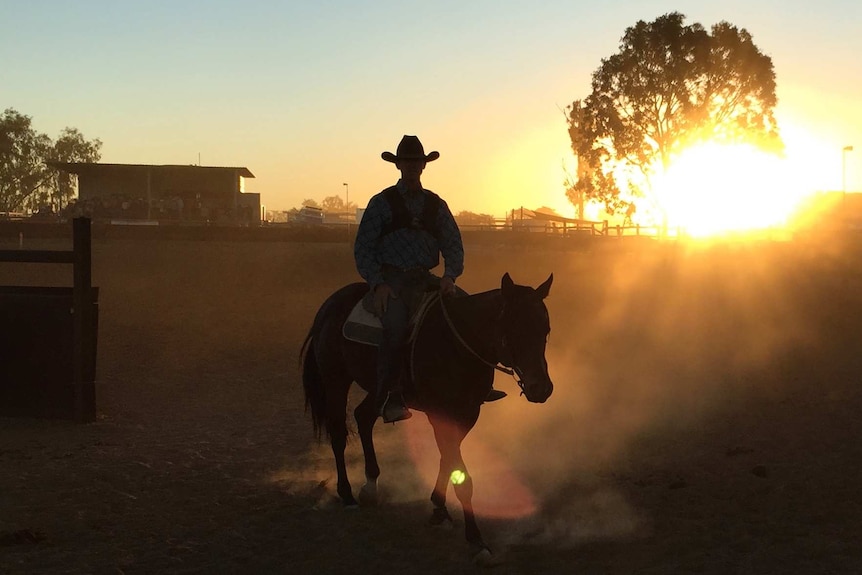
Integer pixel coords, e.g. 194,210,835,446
380,388,412,423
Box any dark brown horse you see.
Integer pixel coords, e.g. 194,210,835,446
300,272,554,558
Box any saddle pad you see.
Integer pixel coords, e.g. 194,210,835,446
342,292,440,347
343,299,383,346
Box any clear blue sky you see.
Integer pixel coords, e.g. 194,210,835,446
3,0,860,216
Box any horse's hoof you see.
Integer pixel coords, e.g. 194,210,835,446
472,547,497,567
428,507,454,527
312,494,342,511
359,482,378,507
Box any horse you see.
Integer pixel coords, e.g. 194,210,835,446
300,272,554,557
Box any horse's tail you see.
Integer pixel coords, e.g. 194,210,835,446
301,335,327,440
300,282,369,440
300,304,329,440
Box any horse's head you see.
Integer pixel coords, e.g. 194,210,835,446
498,272,554,403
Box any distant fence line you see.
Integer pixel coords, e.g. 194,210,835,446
278,209,678,238
6,209,675,239
2,219,800,244
0,219,670,244
455,220,677,238
313,213,677,238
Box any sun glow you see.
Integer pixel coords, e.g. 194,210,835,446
649,141,817,238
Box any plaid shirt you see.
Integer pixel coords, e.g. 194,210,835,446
354,180,464,288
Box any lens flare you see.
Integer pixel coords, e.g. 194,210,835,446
404,417,537,518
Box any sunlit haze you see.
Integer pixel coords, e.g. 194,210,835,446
3,1,860,224
652,139,800,236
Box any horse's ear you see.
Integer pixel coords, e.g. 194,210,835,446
501,272,515,297
536,273,553,299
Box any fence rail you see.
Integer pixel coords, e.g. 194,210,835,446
0,249,76,263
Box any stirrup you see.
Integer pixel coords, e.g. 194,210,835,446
380,392,412,423
484,388,507,403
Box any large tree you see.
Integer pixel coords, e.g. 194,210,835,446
0,109,52,212
321,194,345,212
566,12,781,215
44,127,102,211
0,108,102,213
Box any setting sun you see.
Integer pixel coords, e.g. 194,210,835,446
648,141,816,238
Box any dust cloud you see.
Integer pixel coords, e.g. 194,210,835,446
451,239,852,546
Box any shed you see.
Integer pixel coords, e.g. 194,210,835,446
49,162,260,225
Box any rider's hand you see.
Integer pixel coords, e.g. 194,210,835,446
440,276,456,296
373,283,392,316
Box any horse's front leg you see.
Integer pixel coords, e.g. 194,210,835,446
354,392,380,505
429,464,454,526
428,413,486,551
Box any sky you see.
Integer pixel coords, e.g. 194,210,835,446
3,0,861,218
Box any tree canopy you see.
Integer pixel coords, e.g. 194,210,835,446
455,210,496,227
0,108,101,213
566,12,781,216
320,195,358,213
48,127,103,210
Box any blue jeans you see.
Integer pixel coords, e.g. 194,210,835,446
375,268,439,403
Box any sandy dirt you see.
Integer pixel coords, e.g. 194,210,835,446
1,234,862,574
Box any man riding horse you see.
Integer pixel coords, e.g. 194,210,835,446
353,135,506,423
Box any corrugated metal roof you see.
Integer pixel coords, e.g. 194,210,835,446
47,162,255,178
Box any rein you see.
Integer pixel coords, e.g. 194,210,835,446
437,294,525,390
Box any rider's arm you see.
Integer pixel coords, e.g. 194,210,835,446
435,198,464,282
354,194,388,289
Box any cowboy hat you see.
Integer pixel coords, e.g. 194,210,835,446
381,135,440,163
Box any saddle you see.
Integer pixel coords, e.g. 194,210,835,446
343,285,471,406
342,291,439,347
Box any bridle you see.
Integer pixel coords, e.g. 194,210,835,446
437,294,526,393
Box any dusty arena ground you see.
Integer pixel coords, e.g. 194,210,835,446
2,232,862,574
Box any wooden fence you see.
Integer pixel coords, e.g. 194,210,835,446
0,217,97,422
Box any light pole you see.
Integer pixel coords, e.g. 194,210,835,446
843,146,854,224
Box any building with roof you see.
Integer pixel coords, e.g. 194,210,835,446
49,162,260,225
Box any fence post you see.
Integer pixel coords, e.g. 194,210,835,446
72,217,96,423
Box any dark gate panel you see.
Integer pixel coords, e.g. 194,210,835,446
0,286,98,420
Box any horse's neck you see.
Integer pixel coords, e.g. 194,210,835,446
451,289,502,321
445,289,503,360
